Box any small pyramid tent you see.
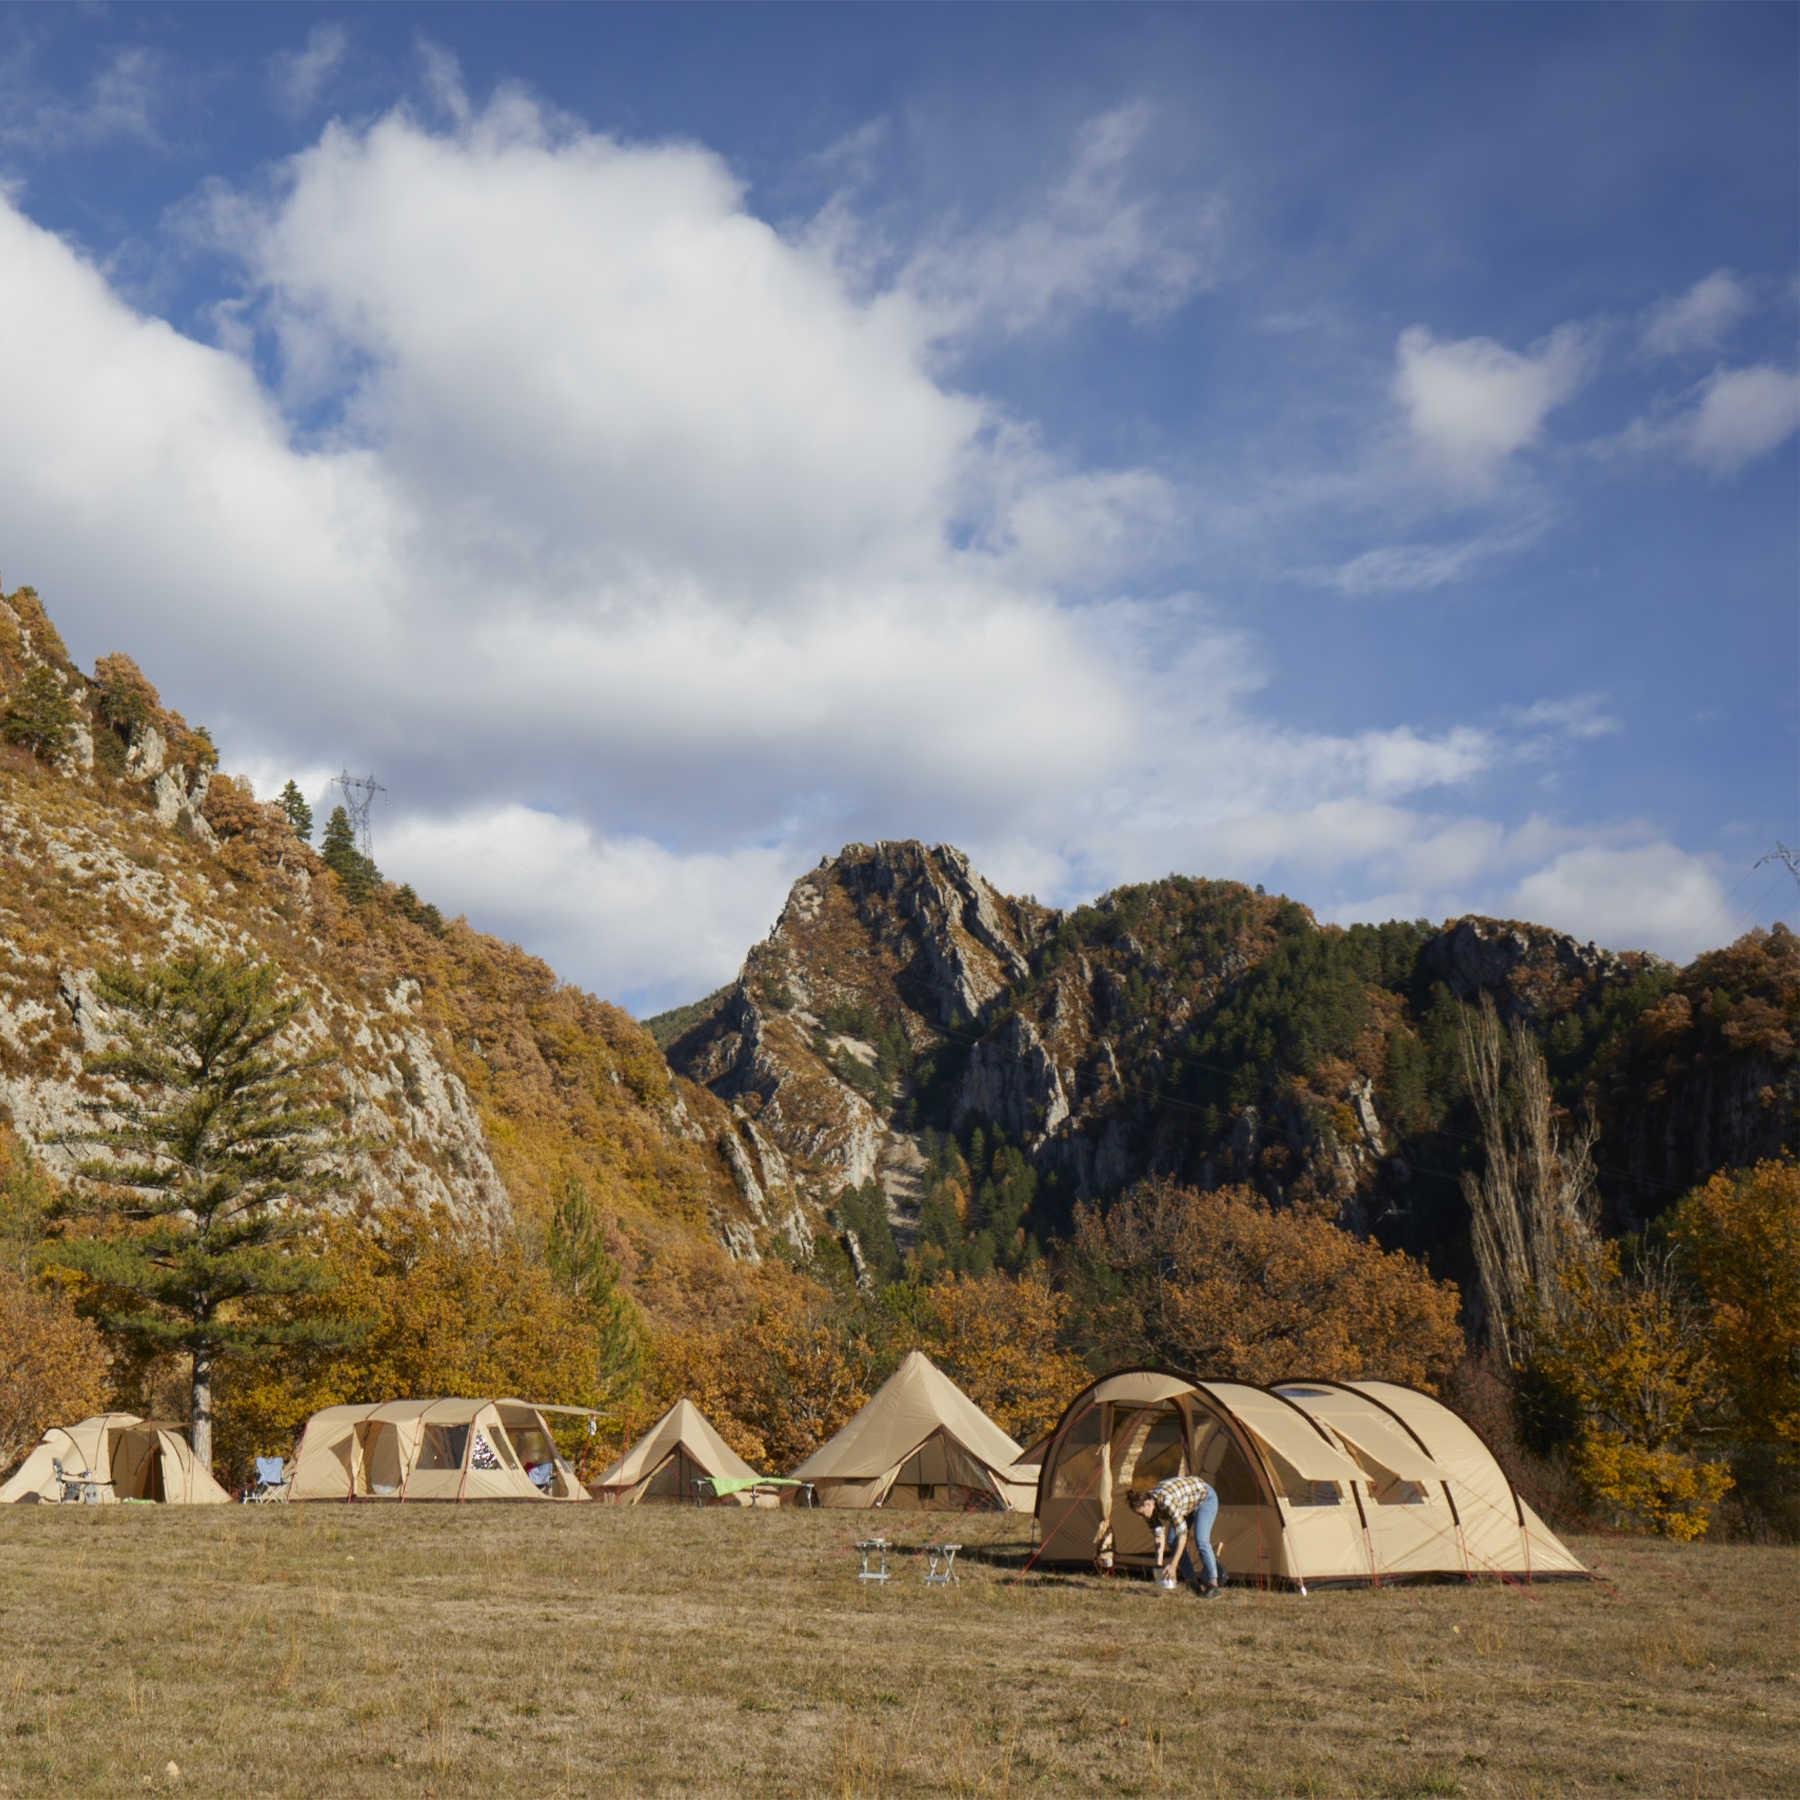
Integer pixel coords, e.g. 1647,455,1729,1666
790,1351,1034,1510
590,1400,764,1503
287,1399,591,1502
1,1414,230,1504
1032,1368,1587,1587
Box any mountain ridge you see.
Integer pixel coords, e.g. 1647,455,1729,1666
666,838,1797,1282
3,582,1792,1305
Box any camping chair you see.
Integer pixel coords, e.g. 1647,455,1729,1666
51,1457,110,1505
244,1457,289,1503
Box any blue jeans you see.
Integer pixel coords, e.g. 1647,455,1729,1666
1182,1489,1220,1587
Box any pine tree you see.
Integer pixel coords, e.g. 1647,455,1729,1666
320,804,378,902
546,1176,645,1426
278,780,313,842
45,951,354,1471
1,667,77,762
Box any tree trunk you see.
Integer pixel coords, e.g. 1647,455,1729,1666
191,1347,214,1473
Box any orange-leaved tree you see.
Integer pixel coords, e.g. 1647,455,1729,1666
1063,1179,1465,1388
648,1268,874,1471
0,1130,110,1474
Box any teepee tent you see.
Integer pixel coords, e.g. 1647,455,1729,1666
1032,1368,1586,1588
1,1414,230,1504
790,1351,1034,1511
287,1398,590,1502
590,1399,764,1503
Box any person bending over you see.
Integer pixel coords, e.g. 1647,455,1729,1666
1128,1474,1222,1597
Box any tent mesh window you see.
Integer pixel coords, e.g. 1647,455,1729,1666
1049,1409,1104,1499
417,1425,469,1472
1123,1410,1186,1487
1192,1417,1262,1505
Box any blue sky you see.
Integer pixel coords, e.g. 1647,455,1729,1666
1,3,1794,1010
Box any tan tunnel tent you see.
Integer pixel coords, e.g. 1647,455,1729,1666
590,1399,766,1503
287,1398,591,1502
0,1414,230,1504
1032,1369,1587,1589
789,1350,1035,1511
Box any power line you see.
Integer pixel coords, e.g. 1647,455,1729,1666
1753,842,1800,891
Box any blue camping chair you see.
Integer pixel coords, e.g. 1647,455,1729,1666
244,1456,289,1503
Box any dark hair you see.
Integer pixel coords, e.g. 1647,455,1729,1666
1126,1489,1152,1510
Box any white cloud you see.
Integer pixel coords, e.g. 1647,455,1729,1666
0,44,166,152
382,807,799,1007
1510,842,1739,959
1508,693,1621,743
1683,364,1800,474
0,86,1757,1005
897,103,1221,342
1318,509,1551,596
1394,323,1587,488
416,38,473,130
1642,269,1752,358
269,24,348,120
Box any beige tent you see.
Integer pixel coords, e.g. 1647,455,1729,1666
0,1413,230,1504
790,1351,1035,1511
287,1398,591,1502
591,1399,766,1503
1033,1368,1586,1589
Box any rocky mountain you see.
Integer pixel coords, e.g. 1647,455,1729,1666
5,581,1791,1305
666,839,1798,1279
0,586,809,1325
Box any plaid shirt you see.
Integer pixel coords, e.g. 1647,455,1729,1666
1149,1474,1210,1532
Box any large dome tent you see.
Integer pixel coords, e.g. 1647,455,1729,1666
1032,1368,1585,1589
1,1414,230,1505
287,1398,591,1502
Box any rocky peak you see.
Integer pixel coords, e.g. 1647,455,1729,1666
1422,915,1654,1018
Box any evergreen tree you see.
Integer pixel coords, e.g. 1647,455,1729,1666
278,780,313,842
546,1176,645,1425
1,667,77,761
45,951,354,1471
320,804,378,902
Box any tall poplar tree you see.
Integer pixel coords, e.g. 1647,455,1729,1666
47,951,353,1471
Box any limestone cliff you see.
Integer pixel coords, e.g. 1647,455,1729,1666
0,587,768,1316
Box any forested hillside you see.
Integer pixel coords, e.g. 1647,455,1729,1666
666,842,1796,1287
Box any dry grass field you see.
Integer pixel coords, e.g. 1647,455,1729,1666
0,1505,1794,1798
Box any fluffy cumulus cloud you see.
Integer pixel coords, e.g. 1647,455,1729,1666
381,807,798,1001
1393,324,1587,488
1511,843,1740,959
0,84,1759,1007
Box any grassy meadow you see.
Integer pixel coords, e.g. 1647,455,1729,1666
0,1505,1793,1798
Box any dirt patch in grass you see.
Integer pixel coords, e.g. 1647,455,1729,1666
0,1509,1793,1797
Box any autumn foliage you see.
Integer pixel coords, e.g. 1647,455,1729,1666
1065,1179,1466,1389
214,1200,638,1481
0,1268,111,1472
